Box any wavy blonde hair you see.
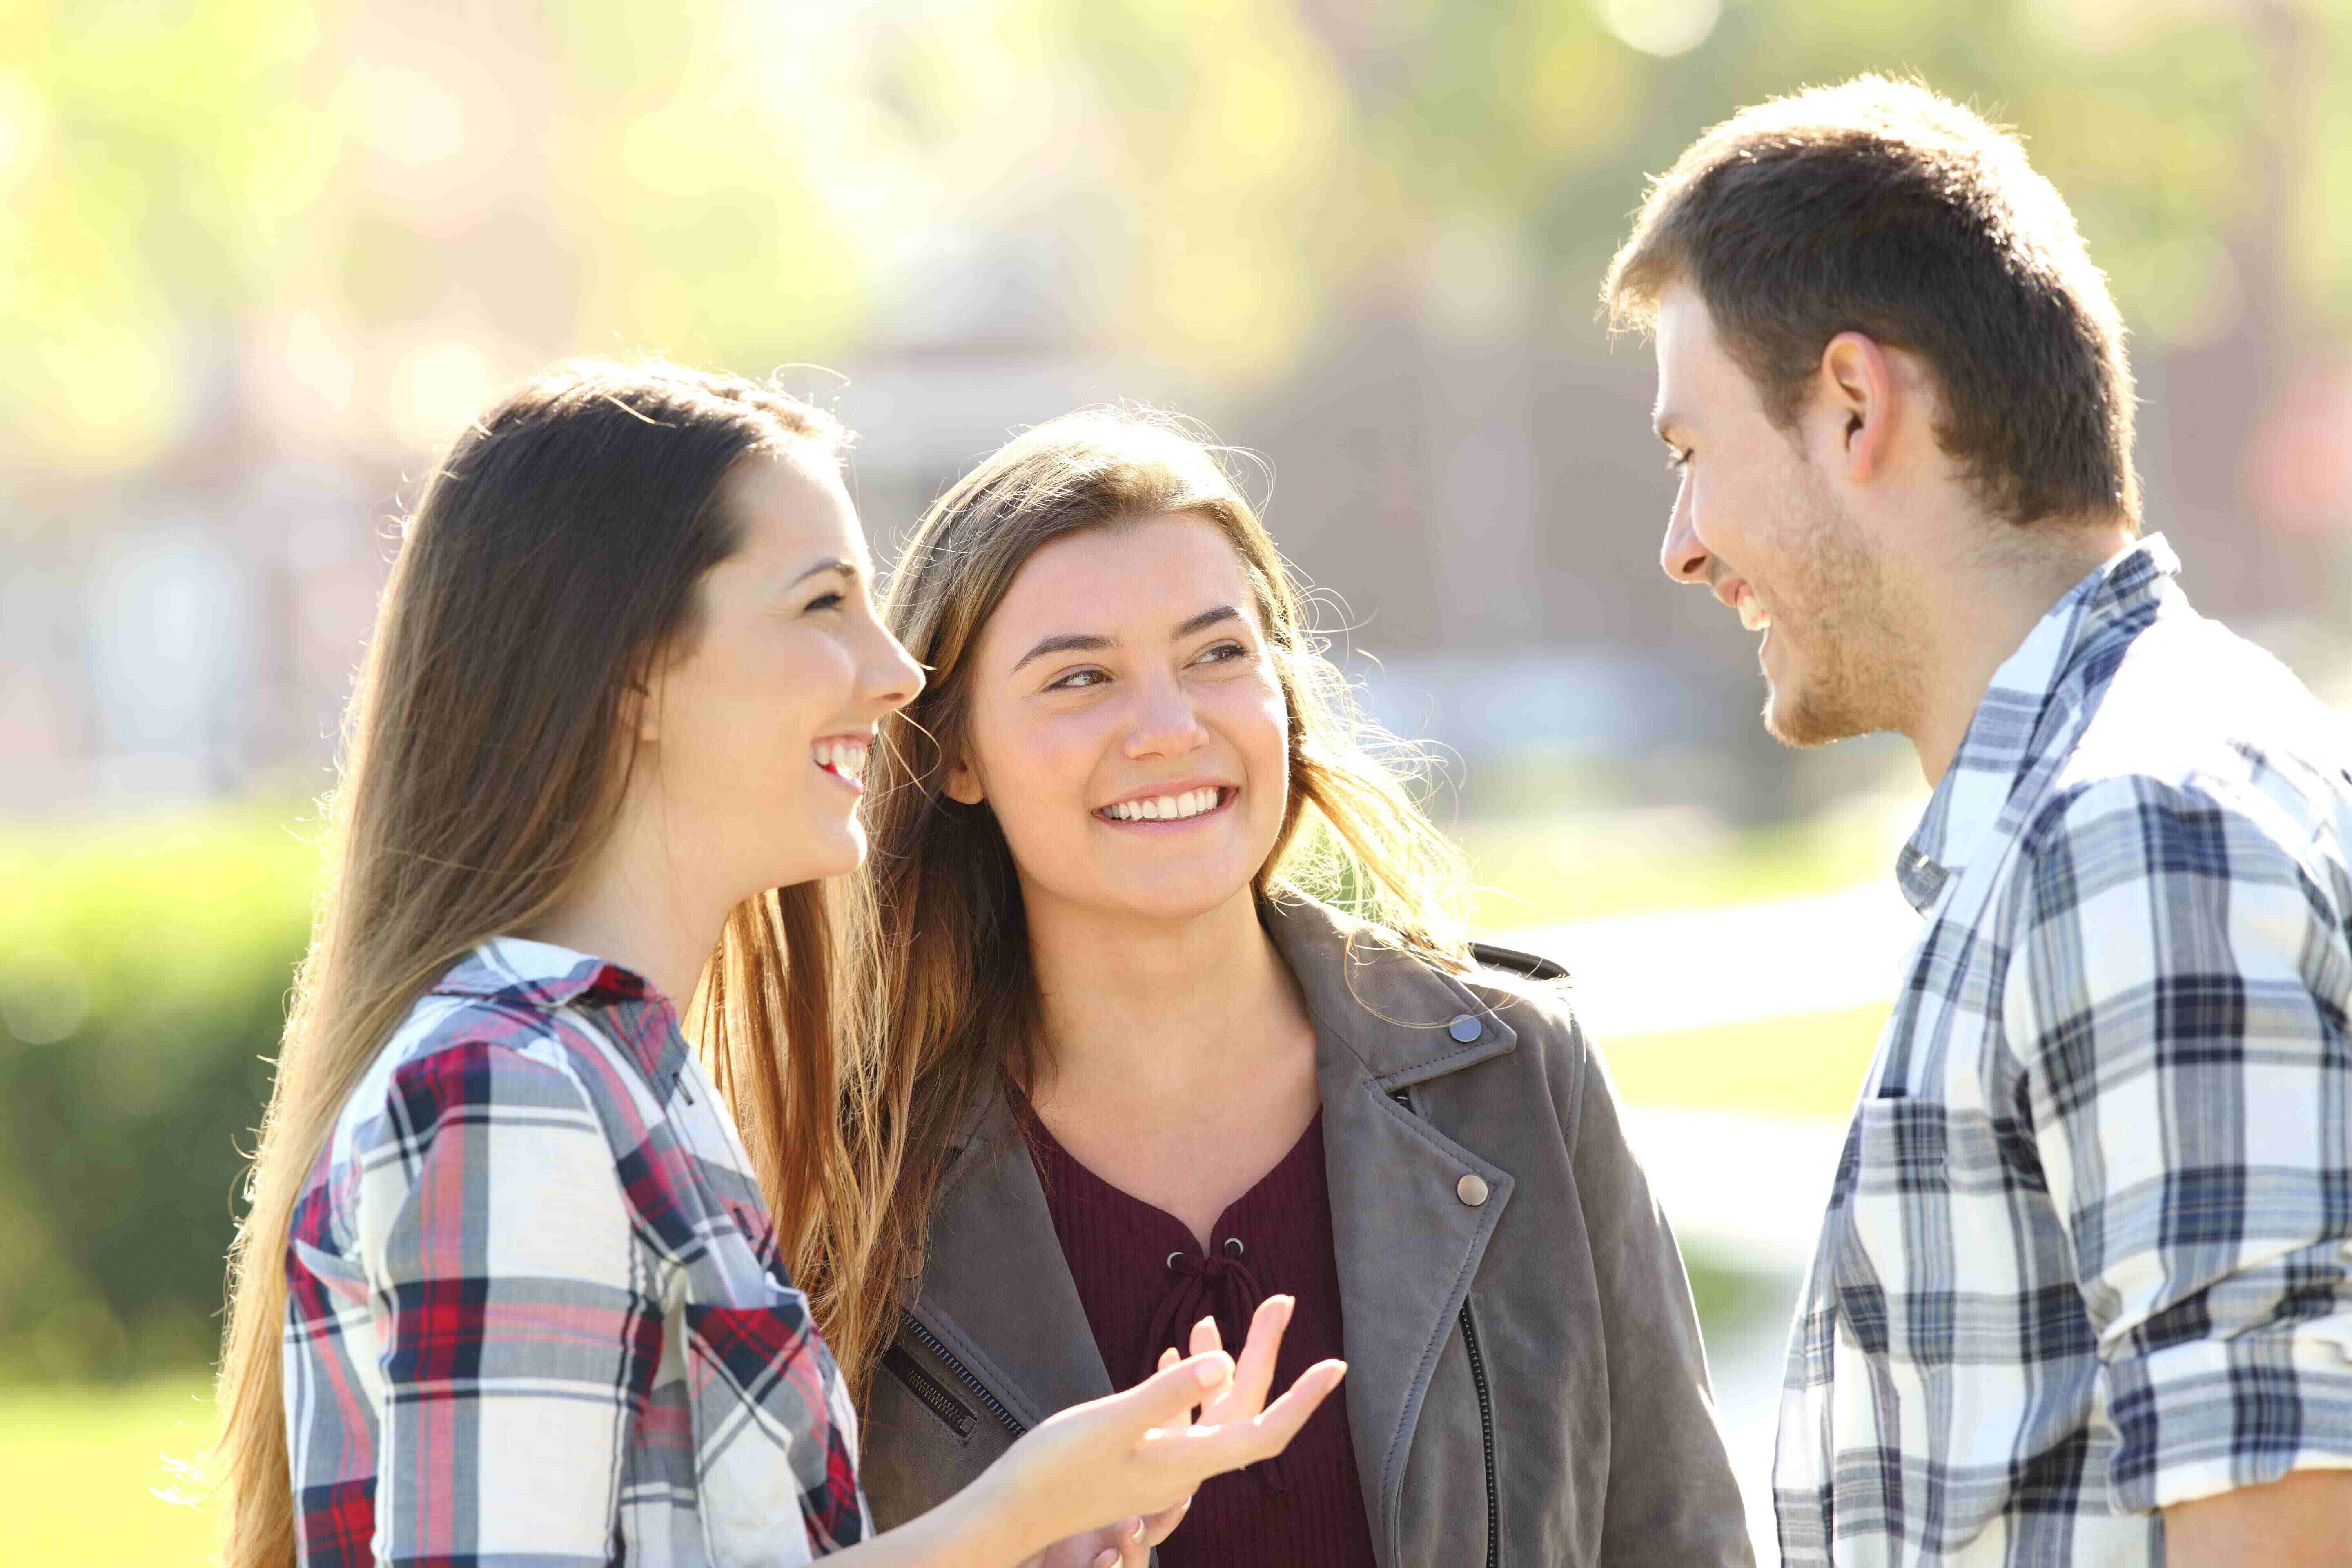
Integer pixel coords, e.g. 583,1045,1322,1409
811,408,1470,1392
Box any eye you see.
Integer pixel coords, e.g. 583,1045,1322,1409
1047,667,1108,691
804,590,845,613
1192,639,1247,666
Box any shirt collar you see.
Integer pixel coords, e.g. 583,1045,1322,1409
432,935,688,1092
1895,533,2180,912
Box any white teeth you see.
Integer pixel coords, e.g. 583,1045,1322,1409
815,738,868,782
1737,591,1771,633
1102,788,1222,822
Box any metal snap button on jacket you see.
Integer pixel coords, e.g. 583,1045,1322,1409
1447,1013,1482,1043
1457,1174,1490,1207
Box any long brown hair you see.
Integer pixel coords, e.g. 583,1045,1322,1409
817,408,1470,1392
214,362,854,1566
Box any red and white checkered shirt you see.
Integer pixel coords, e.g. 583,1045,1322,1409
283,937,869,1566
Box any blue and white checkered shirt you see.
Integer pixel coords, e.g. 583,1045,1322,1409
1773,536,2352,1565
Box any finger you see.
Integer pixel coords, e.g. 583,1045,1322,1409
1154,1343,1197,1425
1208,1294,1291,1423
1119,1348,1237,1434
1141,1494,1192,1547
1161,1359,1347,1477
1189,1323,1232,1412
1118,1514,1150,1568
1182,1318,1223,1420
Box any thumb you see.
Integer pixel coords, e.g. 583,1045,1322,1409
1117,1350,1234,1434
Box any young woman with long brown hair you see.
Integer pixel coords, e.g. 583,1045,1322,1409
211,365,1341,1568
840,410,1753,1566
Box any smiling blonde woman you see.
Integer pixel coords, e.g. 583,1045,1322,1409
833,410,1752,1567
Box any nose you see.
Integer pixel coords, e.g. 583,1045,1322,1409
1122,671,1209,760
860,619,926,713
1659,474,1711,585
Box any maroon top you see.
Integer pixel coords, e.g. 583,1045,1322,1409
1022,1106,1379,1568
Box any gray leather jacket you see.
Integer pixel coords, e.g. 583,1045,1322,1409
859,895,1754,1567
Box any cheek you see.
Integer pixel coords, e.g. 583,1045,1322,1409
1213,675,1293,791
750,635,855,774
969,708,1096,842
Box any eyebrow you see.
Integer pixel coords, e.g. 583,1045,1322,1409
788,557,859,588
1008,604,1245,675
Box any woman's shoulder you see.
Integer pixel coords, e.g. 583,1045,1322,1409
328,941,650,1162
1268,892,1590,1076
1460,941,1585,1047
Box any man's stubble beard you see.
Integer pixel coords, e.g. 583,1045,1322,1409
1760,474,1916,749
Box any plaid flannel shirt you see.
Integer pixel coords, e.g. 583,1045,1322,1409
284,937,869,1566
1773,537,2352,1565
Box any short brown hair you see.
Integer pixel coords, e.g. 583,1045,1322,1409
1603,76,2138,528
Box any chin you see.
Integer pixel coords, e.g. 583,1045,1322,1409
1118,868,1261,923
782,820,865,886
1762,679,1869,750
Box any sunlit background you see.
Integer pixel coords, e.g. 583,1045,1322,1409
6,1,2350,1561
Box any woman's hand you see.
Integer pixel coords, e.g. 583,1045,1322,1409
1014,1501,1187,1568
980,1293,1343,1565
1018,1295,1298,1568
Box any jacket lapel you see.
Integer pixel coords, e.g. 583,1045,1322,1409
909,1089,1111,1429
1269,898,1518,1568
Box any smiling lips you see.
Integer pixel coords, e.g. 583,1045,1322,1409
813,735,869,787
1096,786,1230,824
1732,582,1772,633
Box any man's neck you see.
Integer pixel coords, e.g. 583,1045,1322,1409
1025,884,1308,1113
1905,516,2137,785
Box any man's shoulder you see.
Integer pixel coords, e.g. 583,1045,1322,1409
2048,608,2352,837
1990,612,2352,929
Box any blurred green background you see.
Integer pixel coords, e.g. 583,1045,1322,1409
7,0,2350,1561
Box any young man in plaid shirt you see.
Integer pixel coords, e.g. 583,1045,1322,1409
1605,78,2352,1565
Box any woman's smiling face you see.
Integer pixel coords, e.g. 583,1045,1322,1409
643,450,924,898
949,510,1292,929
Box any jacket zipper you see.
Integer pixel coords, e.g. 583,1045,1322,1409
899,1310,1027,1439
1458,1298,1500,1568
1391,1087,1499,1568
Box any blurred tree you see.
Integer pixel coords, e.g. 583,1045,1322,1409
0,0,2342,478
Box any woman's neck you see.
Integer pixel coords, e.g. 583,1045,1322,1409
1025,885,1311,1112
523,802,730,1013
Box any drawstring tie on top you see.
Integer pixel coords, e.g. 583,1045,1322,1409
1140,1238,1289,1493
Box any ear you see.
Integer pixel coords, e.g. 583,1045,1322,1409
620,675,660,746
943,752,984,805
1815,330,1901,484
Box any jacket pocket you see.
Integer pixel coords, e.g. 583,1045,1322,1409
882,1342,977,1443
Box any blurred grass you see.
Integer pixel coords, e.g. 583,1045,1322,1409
2,1375,216,1564
1454,794,1906,931
1599,1004,1886,1120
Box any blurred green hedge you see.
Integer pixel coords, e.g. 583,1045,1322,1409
0,809,316,1382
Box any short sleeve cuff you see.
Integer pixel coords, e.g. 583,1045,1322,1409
2106,1324,2352,1513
